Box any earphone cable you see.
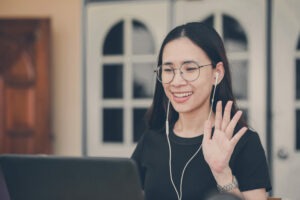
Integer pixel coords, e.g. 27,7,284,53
166,74,218,200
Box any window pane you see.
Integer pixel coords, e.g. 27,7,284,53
133,108,147,142
103,64,123,98
103,109,123,142
223,15,248,52
103,21,123,55
132,20,155,54
133,63,155,98
202,15,214,28
231,60,248,99
296,110,300,150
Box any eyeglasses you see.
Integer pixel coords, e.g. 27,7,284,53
154,61,212,84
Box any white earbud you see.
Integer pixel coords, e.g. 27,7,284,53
214,72,219,86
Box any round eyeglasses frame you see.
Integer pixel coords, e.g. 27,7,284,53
154,62,213,84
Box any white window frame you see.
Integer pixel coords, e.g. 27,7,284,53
86,1,170,157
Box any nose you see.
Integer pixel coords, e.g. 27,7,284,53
171,69,187,85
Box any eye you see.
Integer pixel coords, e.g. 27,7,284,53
182,64,198,73
186,67,198,71
162,66,174,73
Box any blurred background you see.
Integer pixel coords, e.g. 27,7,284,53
0,0,299,199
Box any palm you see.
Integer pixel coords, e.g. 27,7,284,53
202,101,247,174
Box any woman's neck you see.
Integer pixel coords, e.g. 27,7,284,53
173,106,214,138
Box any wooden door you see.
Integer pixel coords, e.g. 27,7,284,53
0,18,52,154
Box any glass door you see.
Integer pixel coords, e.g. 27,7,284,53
273,0,300,198
86,1,170,157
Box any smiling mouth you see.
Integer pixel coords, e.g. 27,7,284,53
173,92,193,98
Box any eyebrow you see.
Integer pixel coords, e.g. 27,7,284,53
162,60,198,65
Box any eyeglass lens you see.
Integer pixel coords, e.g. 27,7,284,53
157,62,201,83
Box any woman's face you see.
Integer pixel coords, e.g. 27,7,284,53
162,37,215,115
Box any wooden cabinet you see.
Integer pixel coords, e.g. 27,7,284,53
0,18,52,154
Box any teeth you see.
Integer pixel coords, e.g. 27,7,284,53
173,92,192,98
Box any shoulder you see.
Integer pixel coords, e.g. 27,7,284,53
136,128,165,146
240,128,261,143
233,127,265,155
234,123,262,145
131,128,166,160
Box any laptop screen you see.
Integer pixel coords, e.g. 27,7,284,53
0,155,144,200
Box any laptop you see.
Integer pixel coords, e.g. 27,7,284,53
0,155,144,200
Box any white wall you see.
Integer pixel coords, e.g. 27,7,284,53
0,0,83,156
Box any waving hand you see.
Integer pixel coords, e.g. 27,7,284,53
202,101,247,175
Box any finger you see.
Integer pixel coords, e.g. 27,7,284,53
225,110,243,138
203,120,213,142
221,101,233,131
230,127,247,147
214,101,223,130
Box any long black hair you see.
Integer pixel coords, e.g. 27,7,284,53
146,22,246,131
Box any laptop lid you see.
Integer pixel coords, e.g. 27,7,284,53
0,155,144,200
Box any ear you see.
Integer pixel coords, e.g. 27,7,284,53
212,62,225,86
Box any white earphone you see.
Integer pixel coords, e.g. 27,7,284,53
214,72,219,86
165,71,220,200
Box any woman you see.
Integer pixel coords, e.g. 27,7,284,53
131,22,271,200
